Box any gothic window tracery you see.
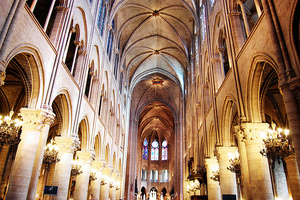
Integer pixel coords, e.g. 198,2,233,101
97,0,107,36
162,140,168,161
143,139,148,160
200,4,207,43
151,140,159,161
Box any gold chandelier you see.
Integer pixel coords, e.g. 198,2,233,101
0,111,23,150
43,140,60,164
71,159,83,176
227,151,241,176
210,171,220,182
260,123,294,163
89,169,97,181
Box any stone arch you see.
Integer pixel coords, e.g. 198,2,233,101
207,123,216,157
220,96,239,147
246,54,279,122
105,144,110,166
4,46,45,108
77,118,89,151
94,133,102,161
50,89,72,137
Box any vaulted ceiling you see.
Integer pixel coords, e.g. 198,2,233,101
111,0,197,138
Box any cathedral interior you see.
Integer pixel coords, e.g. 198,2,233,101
0,0,300,199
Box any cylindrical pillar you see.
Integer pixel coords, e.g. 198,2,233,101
242,123,274,199
235,127,251,200
28,107,55,200
89,161,104,200
284,155,300,200
6,108,48,200
73,151,94,200
204,158,221,200
100,168,112,200
215,147,238,199
52,137,79,200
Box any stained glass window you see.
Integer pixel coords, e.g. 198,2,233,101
107,20,115,60
151,140,159,161
162,140,168,160
200,4,207,43
142,139,148,160
210,0,215,7
194,26,199,67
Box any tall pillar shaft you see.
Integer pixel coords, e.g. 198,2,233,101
6,108,48,200
73,151,94,200
89,161,104,200
215,147,238,198
100,167,112,200
52,137,79,200
284,155,300,200
28,107,55,200
235,127,251,200
205,158,221,200
242,123,273,199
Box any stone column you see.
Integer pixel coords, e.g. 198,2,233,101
205,158,221,200
89,161,104,200
0,146,10,196
73,151,95,200
284,155,300,200
241,123,273,199
50,5,69,47
234,126,251,200
27,107,55,200
100,167,112,200
109,172,119,200
52,137,79,200
215,147,238,199
237,0,250,36
6,108,48,200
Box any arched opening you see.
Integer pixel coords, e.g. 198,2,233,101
0,53,33,198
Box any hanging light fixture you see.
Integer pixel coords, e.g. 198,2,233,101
0,111,23,150
210,171,220,182
43,140,60,164
260,122,294,163
89,169,97,181
71,159,83,176
227,151,241,176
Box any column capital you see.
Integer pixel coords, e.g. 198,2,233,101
20,108,51,131
102,167,113,176
55,136,80,154
204,157,219,168
240,122,269,141
215,146,238,160
76,151,95,164
92,160,105,171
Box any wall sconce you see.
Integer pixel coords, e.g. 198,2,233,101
0,111,22,151
260,123,294,164
71,159,83,176
43,140,60,164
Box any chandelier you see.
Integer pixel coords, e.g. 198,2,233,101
227,151,241,177
0,111,22,150
89,170,97,181
260,123,294,162
210,171,220,182
71,159,83,176
43,140,60,164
